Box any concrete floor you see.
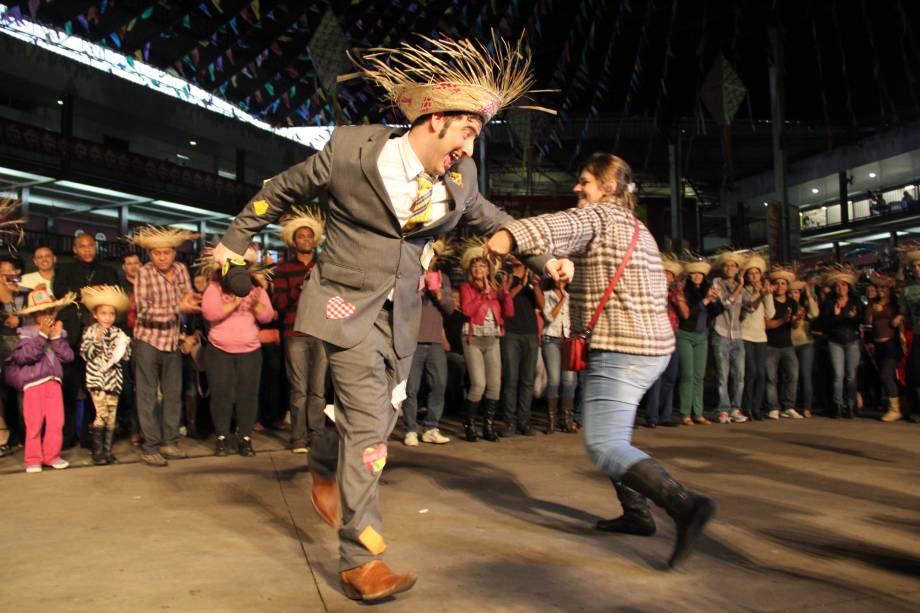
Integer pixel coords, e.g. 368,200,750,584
2,416,919,612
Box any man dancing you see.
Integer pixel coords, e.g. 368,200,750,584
212,34,557,602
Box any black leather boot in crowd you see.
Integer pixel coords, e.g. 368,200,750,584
596,478,657,536
215,436,229,456
482,399,500,442
103,427,118,464
91,427,106,465
620,459,716,569
560,396,577,432
832,404,843,419
238,434,256,457
464,399,480,442
545,397,558,435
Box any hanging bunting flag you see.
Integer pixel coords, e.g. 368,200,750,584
28,0,39,19
242,67,253,79
213,0,223,13
100,0,109,14
210,33,217,45
218,83,228,96
228,17,238,34
208,64,215,81
250,0,261,21
143,42,151,61
270,99,280,114
110,33,121,48
199,3,212,18
231,75,237,87
282,92,290,108
126,55,134,67
215,56,223,71
134,50,143,61
254,90,263,103
266,9,276,21
270,42,282,55
64,21,73,35
190,48,200,65
77,14,90,33
225,48,234,64
127,17,138,31
265,83,275,96
182,15,191,29
141,7,154,20
87,6,99,24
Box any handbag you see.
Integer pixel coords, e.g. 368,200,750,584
562,216,641,371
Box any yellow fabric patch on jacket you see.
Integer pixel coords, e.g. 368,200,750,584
358,525,386,555
253,199,270,216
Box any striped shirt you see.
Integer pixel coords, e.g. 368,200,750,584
133,262,192,352
80,323,132,393
505,200,675,356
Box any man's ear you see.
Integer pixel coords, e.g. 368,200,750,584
429,112,446,134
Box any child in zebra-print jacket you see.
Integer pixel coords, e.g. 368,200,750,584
79,286,132,465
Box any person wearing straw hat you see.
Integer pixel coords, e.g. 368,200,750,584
896,245,920,423
740,254,774,421
4,288,76,473
129,226,201,467
637,254,688,431
710,251,750,425
210,33,559,601
80,285,132,465
273,206,328,453
789,278,820,418
818,265,863,419
764,267,803,420
865,272,903,422
677,257,722,426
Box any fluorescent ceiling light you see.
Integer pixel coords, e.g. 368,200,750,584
0,166,53,182
189,140,197,146
56,99,63,105
869,172,877,178
176,153,190,161
55,180,138,199
811,188,820,194
0,5,330,149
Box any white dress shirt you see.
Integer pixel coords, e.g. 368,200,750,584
377,132,450,228
377,133,451,301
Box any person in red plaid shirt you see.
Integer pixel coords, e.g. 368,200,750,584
273,207,328,453
129,226,202,467
488,153,716,570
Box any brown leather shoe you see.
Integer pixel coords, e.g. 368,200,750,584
340,560,417,602
310,474,340,528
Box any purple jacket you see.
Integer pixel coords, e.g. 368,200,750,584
4,326,74,391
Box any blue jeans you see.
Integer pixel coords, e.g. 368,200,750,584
402,343,447,433
583,351,670,479
500,332,539,425
711,333,745,411
643,348,679,425
766,345,799,410
828,340,861,408
795,343,815,410
541,337,577,398
743,341,767,416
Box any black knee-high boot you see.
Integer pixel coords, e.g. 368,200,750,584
620,459,716,568
464,399,480,442
103,427,118,464
481,399,499,442
595,478,656,536
91,427,106,465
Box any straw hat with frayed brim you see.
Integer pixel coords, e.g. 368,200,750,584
683,260,711,275
128,226,198,250
338,32,556,123
715,250,747,268
869,272,896,288
768,268,796,284
279,206,325,249
81,285,130,314
789,280,806,291
16,289,76,316
743,254,769,274
195,245,274,280
824,265,859,286
460,237,499,273
661,254,684,276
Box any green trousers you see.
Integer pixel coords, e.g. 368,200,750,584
677,329,708,418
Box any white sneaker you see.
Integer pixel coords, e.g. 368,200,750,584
179,425,188,437
25,464,41,473
421,428,451,444
717,411,731,424
781,408,804,419
403,431,419,447
49,458,69,470
730,409,749,423
767,410,780,420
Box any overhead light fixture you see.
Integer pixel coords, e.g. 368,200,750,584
763,202,769,207
189,140,197,146
811,188,820,194
869,172,877,178
176,153,190,161
56,99,63,105
821,206,827,211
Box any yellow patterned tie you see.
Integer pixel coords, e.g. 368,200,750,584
405,171,434,230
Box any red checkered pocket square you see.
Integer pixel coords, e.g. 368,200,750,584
325,295,356,320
